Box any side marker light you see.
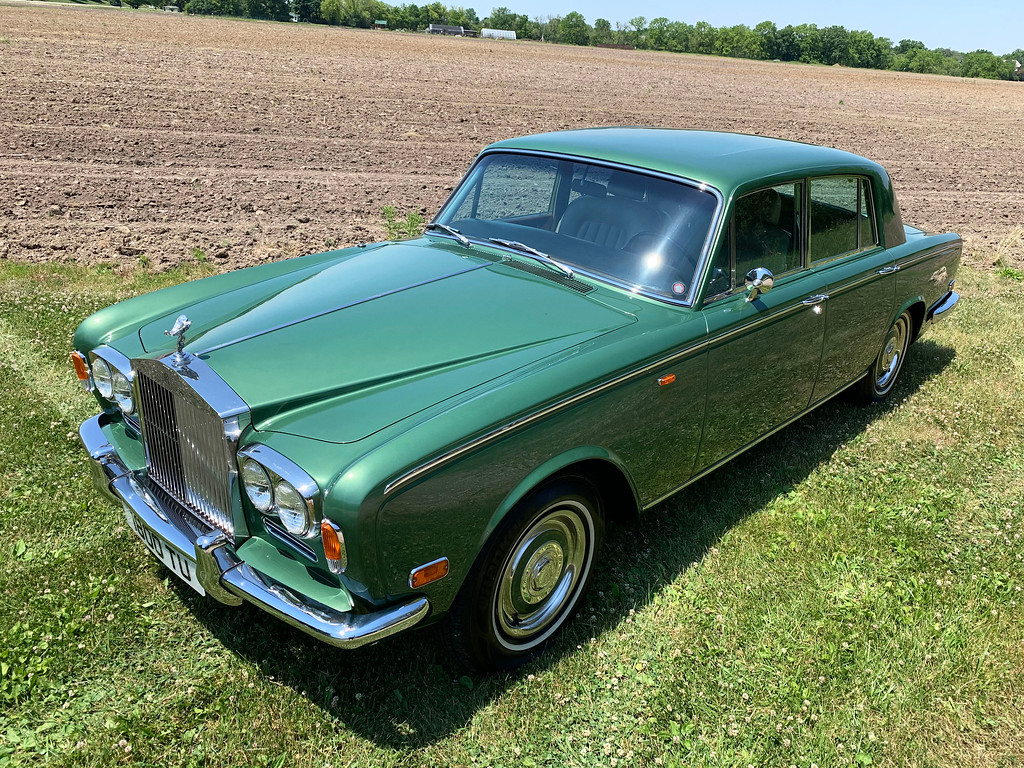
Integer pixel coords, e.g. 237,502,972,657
409,558,449,589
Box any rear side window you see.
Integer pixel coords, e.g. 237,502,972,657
809,177,876,262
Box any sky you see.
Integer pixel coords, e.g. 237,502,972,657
490,0,1023,55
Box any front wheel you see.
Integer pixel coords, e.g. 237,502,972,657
853,310,913,404
446,478,604,671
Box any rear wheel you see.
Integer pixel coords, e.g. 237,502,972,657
854,310,912,404
446,477,604,671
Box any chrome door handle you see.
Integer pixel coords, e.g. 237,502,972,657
801,294,829,305
877,265,900,275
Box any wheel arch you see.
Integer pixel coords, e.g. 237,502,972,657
897,298,927,343
486,448,640,545
897,296,929,344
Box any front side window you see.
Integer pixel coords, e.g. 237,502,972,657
702,182,802,299
437,152,720,302
809,176,876,262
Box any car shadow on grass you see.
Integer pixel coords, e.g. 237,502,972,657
178,339,954,750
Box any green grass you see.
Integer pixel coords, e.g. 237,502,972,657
381,205,425,240
1,259,1022,767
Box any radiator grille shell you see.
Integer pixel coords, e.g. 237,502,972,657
133,356,248,539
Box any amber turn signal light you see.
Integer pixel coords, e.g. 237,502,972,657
657,373,676,386
409,558,449,589
71,351,92,391
321,520,347,574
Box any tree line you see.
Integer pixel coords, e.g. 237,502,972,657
174,0,1023,81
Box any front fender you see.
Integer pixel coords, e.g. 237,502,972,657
486,445,639,540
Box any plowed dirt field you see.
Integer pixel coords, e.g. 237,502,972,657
1,3,1022,271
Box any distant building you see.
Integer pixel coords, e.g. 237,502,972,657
481,28,516,40
373,19,388,30
427,24,465,36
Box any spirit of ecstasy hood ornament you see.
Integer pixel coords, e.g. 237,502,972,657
164,314,192,364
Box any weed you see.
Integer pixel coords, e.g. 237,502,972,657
324,237,337,248
381,205,424,240
137,254,150,269
191,247,207,262
998,265,1023,281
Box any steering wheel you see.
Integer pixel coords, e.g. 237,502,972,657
623,232,699,295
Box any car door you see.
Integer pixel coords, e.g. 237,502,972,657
805,176,896,403
693,181,827,473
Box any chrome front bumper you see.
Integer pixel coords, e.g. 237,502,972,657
80,415,429,649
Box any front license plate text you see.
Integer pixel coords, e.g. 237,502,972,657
125,508,206,596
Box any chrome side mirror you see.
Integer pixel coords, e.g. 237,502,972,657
744,267,775,302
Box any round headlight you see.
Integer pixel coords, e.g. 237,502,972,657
275,480,310,536
241,459,273,512
92,358,113,399
112,370,134,414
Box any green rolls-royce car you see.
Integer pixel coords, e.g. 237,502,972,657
75,128,961,669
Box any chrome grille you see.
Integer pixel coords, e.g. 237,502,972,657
136,367,235,537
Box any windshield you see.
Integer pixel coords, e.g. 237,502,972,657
435,152,719,302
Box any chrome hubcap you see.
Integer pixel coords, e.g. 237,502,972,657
521,542,564,605
875,316,909,393
493,501,593,650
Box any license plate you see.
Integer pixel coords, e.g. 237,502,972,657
124,507,206,596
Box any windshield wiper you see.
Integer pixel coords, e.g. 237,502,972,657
424,222,470,247
487,238,575,279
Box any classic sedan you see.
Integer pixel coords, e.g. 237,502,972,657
75,128,961,670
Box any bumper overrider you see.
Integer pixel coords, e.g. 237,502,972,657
80,414,429,649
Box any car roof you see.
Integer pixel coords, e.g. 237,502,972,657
486,128,886,195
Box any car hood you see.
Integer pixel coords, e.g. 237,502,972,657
138,241,635,443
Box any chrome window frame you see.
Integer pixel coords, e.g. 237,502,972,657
432,148,725,308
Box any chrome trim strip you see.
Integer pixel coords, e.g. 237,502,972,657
825,271,883,298
384,338,709,496
384,288,834,496
435,147,726,308
264,520,319,562
197,263,491,356
706,299,818,350
895,243,960,271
